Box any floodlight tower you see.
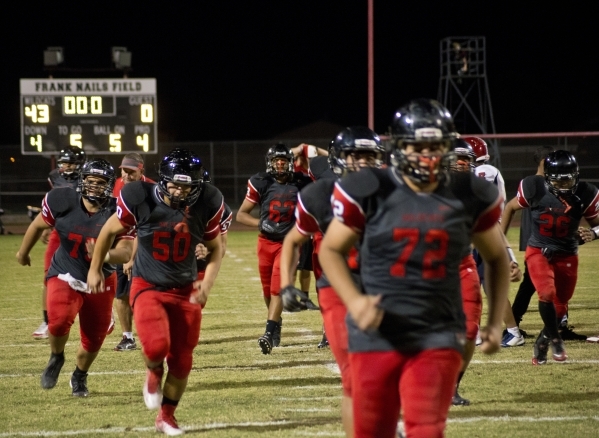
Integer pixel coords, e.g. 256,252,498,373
437,36,500,168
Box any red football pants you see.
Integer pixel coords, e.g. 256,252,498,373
131,278,202,380
257,235,283,298
43,229,61,285
526,246,578,320
350,349,461,438
318,285,351,396
46,273,116,352
460,254,482,340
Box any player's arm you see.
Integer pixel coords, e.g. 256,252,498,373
236,199,259,228
16,213,51,266
192,235,223,307
123,237,138,279
280,227,309,289
500,196,523,235
471,224,510,354
87,214,128,292
319,218,383,331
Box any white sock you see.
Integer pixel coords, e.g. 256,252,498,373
507,327,521,337
123,332,133,339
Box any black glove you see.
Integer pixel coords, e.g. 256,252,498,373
280,285,309,312
259,220,277,234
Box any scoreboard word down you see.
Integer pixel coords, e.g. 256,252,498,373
20,78,157,155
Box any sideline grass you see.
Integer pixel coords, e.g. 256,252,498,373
1,230,598,437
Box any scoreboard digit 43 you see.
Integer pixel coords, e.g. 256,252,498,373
20,78,157,155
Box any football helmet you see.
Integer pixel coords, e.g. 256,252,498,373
450,138,476,172
265,143,294,178
158,148,205,209
328,126,385,176
544,150,579,197
390,99,458,184
57,147,86,180
78,159,115,204
463,136,489,163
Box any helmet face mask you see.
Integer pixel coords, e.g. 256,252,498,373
57,147,86,180
265,144,294,178
78,159,115,205
328,127,385,177
450,138,476,173
390,99,458,184
158,148,204,209
544,150,579,198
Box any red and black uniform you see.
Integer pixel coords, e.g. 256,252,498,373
332,167,501,437
295,176,360,397
112,175,155,299
245,171,311,298
44,170,79,281
197,201,233,279
516,175,599,319
41,188,133,352
116,181,224,379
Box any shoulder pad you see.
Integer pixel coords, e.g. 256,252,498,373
120,181,154,207
254,172,271,180
201,182,224,209
47,187,78,213
308,156,333,180
339,167,382,199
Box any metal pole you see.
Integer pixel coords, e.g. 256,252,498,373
368,0,374,130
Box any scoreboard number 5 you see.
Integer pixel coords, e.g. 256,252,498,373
109,134,122,152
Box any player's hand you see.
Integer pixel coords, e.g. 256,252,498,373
16,251,31,266
87,270,105,293
347,294,384,331
123,259,134,280
40,228,52,244
578,226,594,243
478,324,502,354
195,243,208,260
190,280,207,308
85,239,96,261
509,262,522,282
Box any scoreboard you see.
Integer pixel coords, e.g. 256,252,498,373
20,78,157,155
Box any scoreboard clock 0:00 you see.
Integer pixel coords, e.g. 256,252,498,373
20,78,157,155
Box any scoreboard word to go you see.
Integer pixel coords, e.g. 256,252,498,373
20,78,157,155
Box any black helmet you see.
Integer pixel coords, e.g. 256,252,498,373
158,148,205,209
57,146,86,180
78,159,115,204
544,150,579,197
390,99,458,183
265,143,294,178
328,126,385,177
450,138,476,172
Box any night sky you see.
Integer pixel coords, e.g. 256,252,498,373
2,2,599,145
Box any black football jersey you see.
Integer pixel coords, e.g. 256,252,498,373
42,188,131,282
516,175,599,254
117,181,224,288
196,202,233,274
244,172,312,241
332,167,502,354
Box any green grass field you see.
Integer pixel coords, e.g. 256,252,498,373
1,230,598,437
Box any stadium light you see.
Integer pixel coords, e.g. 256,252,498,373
43,47,64,66
112,47,132,69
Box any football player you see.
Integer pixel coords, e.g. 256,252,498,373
111,153,156,352
236,143,312,354
88,148,224,436
17,159,133,397
279,126,385,437
319,99,509,437
501,150,599,364
32,146,86,339
464,136,525,349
